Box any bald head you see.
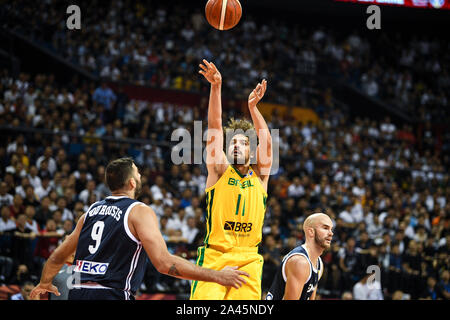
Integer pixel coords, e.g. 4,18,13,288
303,213,334,250
303,213,333,232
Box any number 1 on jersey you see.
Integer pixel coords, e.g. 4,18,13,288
234,194,246,216
89,221,105,254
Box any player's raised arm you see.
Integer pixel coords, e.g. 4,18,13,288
248,79,272,186
199,60,228,182
130,204,249,288
30,214,86,299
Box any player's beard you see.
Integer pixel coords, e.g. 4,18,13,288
134,178,142,198
314,230,331,249
229,150,249,166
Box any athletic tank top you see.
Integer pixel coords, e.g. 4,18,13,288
203,165,267,251
73,196,147,297
266,244,323,300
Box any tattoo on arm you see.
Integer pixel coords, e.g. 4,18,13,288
168,264,181,277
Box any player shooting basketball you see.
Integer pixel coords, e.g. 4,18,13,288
190,59,272,300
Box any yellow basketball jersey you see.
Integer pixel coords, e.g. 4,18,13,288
203,165,268,252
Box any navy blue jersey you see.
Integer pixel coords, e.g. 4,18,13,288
73,196,147,299
266,244,323,300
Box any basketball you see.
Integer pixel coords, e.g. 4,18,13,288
205,0,242,31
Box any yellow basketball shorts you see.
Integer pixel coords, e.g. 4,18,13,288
190,246,264,300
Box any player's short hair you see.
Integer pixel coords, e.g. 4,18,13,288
105,157,135,191
223,118,258,148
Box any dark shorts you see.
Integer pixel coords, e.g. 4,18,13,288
68,287,135,300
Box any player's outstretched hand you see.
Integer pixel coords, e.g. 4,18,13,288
218,266,250,289
199,59,222,86
30,282,60,300
248,79,267,109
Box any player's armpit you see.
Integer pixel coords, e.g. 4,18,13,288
283,255,310,300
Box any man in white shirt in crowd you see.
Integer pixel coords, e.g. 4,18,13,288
287,177,305,198
0,182,14,207
36,147,57,176
0,206,16,232
27,165,42,189
78,180,100,204
34,176,53,201
353,272,384,300
182,216,199,245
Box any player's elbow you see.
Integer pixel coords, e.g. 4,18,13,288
152,256,167,274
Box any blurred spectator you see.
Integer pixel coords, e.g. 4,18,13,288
11,214,36,271
9,264,33,286
0,182,14,207
352,273,384,300
24,205,39,234
437,270,450,300
341,291,353,300
261,234,282,292
181,216,199,245
420,276,442,300
9,281,35,300
0,206,16,232
92,82,116,112
391,290,410,300
338,237,361,291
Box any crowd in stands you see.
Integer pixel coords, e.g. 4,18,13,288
3,0,449,123
1,67,449,300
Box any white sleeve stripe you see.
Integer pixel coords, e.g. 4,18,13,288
123,202,145,244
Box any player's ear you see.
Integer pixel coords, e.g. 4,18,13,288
129,177,136,190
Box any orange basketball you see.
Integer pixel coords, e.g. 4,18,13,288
205,0,242,31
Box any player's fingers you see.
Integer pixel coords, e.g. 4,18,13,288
29,290,38,299
30,288,43,299
199,64,207,71
237,270,250,278
237,276,247,286
210,62,218,72
202,59,211,69
50,286,61,296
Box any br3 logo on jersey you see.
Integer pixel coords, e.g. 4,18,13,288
223,221,253,233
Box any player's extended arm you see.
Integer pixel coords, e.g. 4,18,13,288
30,214,86,299
131,205,249,288
199,59,228,182
283,255,310,300
248,80,272,186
